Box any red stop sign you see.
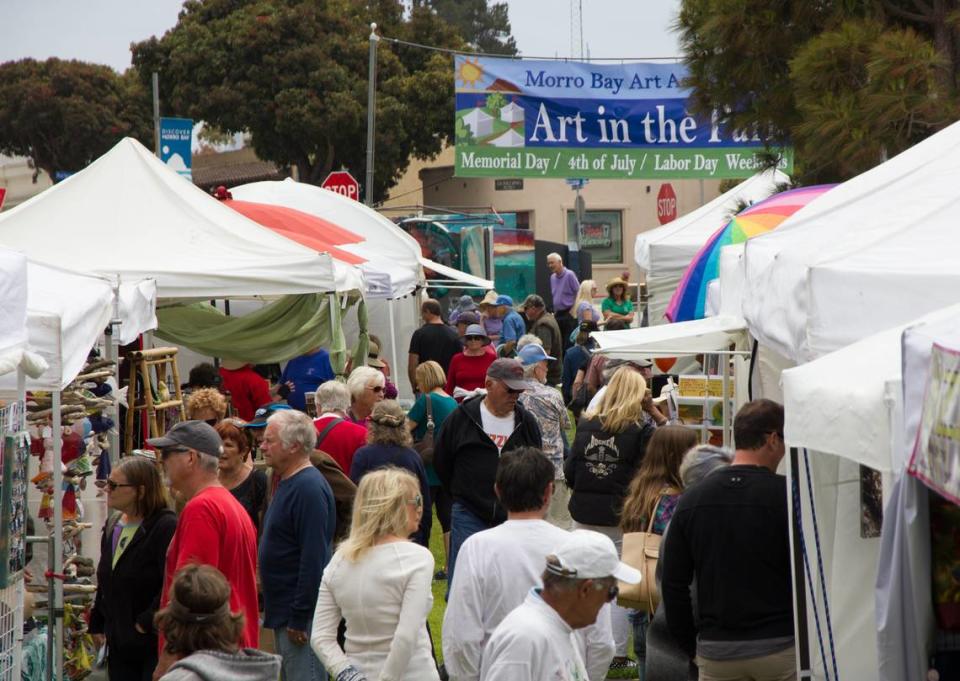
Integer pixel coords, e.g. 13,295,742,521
321,170,360,201
657,183,677,224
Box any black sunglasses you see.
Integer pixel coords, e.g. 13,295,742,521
465,336,485,341
605,584,620,602
105,480,136,491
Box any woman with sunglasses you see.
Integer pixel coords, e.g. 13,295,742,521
349,401,432,547
444,324,497,400
345,366,385,426
311,467,440,681
90,457,176,681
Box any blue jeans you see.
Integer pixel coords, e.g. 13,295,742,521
274,628,327,681
629,611,649,681
447,502,492,597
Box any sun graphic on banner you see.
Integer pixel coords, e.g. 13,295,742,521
456,58,485,89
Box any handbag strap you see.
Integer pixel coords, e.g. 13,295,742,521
316,417,344,446
424,394,435,432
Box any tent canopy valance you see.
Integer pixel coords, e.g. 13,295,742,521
592,316,749,359
0,138,341,299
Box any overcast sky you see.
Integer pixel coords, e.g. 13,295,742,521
0,0,682,71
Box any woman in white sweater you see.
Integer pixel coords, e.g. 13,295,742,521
311,467,439,681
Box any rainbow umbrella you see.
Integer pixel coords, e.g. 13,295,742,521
665,184,836,322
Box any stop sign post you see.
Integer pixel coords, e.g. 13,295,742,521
657,183,677,224
321,170,360,202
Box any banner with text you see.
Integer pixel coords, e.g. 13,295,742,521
160,117,193,180
454,57,793,179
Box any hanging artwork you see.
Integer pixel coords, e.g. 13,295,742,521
0,435,29,586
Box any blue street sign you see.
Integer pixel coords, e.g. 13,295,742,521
159,118,194,180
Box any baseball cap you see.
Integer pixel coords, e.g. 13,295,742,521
517,344,555,366
494,294,514,307
486,358,537,391
245,402,292,428
146,420,224,458
549,530,641,584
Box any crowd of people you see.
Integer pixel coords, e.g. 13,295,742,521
90,252,796,681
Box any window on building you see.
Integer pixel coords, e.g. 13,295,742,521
566,209,623,264
515,211,531,229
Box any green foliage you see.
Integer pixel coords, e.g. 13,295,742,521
415,0,517,55
485,92,506,116
132,0,463,200
0,58,153,179
677,0,960,182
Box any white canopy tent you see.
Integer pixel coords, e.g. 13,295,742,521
780,304,960,681
0,248,30,376
743,119,960,363
0,139,350,298
635,169,788,326
592,315,749,359
232,179,423,298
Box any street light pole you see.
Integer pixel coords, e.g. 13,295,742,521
365,23,380,206
152,72,161,157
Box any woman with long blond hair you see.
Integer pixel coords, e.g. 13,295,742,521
564,365,657,671
572,279,601,325
310,467,439,681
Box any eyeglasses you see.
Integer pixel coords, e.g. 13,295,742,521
368,385,384,393
160,446,190,460
605,584,620,602
408,494,423,508
105,480,136,491
465,336,485,342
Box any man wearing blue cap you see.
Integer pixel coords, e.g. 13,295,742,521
494,294,527,357
517,344,572,529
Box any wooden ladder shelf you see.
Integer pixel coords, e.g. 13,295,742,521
124,347,186,453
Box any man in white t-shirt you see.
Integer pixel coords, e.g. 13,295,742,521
443,447,614,681
434,359,543,590
479,530,641,681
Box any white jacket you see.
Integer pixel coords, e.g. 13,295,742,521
479,590,589,681
443,519,614,681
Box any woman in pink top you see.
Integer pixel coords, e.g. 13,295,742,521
444,324,496,398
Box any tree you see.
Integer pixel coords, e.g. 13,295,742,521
416,0,518,55
133,0,463,201
0,58,152,180
676,0,960,182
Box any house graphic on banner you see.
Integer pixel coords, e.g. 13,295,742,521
463,108,494,138
500,101,524,124
489,128,525,148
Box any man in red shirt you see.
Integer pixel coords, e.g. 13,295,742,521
148,420,259,675
218,360,272,422
312,381,367,474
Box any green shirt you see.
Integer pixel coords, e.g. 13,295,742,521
602,297,634,317
112,522,140,568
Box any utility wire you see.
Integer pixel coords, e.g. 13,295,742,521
380,35,681,62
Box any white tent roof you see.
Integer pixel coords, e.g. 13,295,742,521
743,120,960,363
634,168,788,325
422,257,494,289
0,248,29,377
0,138,343,299
232,179,423,298
781,303,960,472
592,315,748,359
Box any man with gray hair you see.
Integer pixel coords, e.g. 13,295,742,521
149,420,260,674
516,344,572,529
260,409,336,681
313,380,367,474
479,530,640,681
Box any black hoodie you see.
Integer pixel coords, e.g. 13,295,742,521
434,395,542,526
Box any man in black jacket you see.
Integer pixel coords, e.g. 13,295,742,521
662,399,795,681
434,358,543,588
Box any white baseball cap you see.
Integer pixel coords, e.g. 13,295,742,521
549,530,641,584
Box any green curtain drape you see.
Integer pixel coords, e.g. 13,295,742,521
155,293,356,369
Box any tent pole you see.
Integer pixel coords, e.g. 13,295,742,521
721,354,730,448
106,277,122,461
388,299,400,396
51,390,64,681
788,446,813,679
